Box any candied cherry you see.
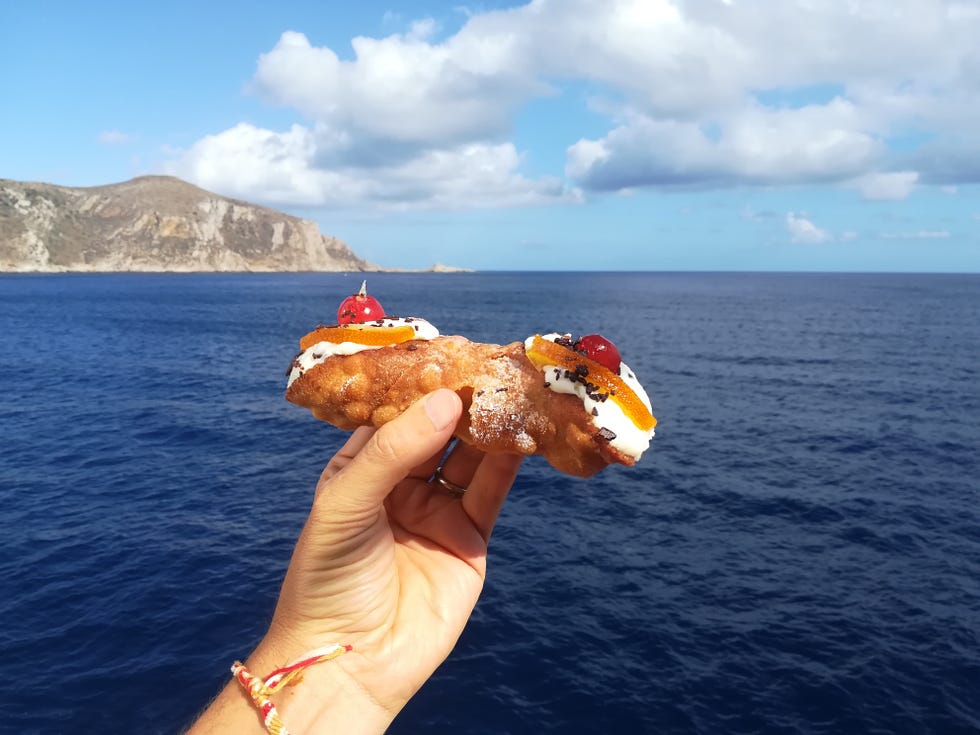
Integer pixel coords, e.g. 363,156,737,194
576,334,622,374
337,281,386,324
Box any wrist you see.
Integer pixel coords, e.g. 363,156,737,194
244,632,398,735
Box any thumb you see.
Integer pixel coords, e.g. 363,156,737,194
317,389,462,517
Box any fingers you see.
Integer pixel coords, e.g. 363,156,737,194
429,440,523,541
317,389,463,519
312,390,521,544
318,426,376,487
405,439,454,485
461,452,523,543
435,441,485,489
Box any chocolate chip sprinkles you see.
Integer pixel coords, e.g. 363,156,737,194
561,368,610,403
286,354,304,376
524,331,656,460
287,316,441,391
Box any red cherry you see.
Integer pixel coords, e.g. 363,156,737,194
337,281,386,324
576,334,622,374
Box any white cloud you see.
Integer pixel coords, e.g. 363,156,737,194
167,0,980,210
406,18,438,42
250,29,540,148
166,122,579,210
786,212,833,244
567,99,879,190
852,171,919,201
99,130,132,145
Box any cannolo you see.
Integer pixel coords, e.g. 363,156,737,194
285,284,656,478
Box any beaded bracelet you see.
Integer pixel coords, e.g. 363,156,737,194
231,643,352,735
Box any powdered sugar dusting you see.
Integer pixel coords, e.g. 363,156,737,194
467,356,539,453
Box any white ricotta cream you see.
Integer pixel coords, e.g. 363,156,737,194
287,317,439,388
525,333,655,459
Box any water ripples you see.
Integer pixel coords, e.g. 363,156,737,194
2,272,978,733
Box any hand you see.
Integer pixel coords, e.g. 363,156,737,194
188,389,522,734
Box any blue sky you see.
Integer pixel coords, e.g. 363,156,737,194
2,0,979,271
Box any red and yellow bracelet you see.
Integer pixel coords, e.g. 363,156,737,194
231,643,353,735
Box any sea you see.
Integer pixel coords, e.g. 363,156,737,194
1,272,978,734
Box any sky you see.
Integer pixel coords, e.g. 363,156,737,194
2,0,979,271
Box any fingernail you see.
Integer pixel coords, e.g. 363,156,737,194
424,390,459,431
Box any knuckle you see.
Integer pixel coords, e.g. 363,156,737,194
365,424,403,465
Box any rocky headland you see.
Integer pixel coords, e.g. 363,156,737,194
0,176,378,273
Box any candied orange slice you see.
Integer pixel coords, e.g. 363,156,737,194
300,324,416,350
525,335,657,431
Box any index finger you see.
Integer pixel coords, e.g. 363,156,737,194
318,426,376,487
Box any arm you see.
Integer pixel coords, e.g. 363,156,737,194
188,389,522,734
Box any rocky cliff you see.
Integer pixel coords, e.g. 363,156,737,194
0,176,376,272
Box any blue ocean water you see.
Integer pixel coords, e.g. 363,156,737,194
1,272,978,734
